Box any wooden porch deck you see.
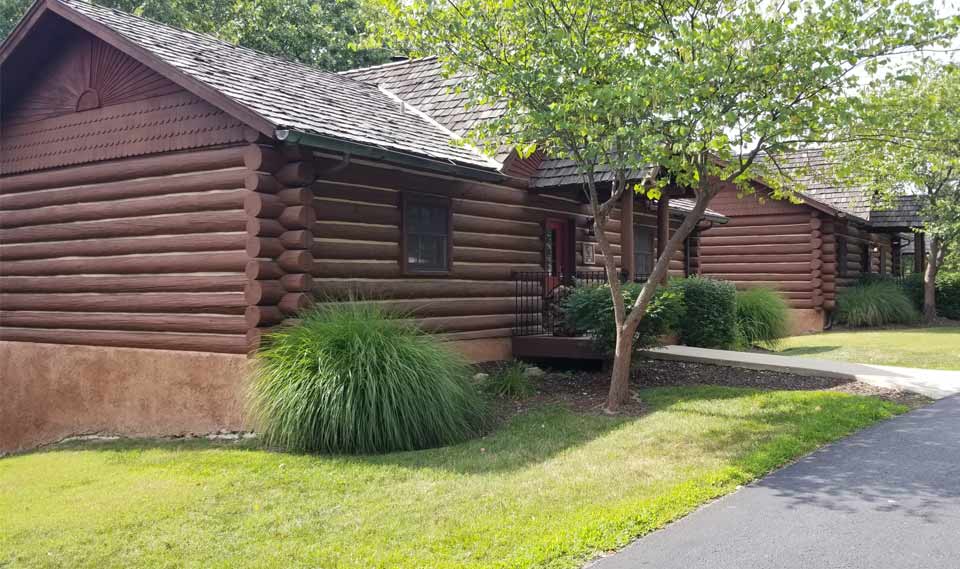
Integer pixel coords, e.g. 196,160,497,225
511,335,605,360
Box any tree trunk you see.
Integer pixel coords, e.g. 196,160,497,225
922,238,940,323
606,322,637,412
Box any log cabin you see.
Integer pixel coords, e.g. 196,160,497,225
699,150,924,333
0,0,725,451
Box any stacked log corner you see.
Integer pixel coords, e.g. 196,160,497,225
0,147,254,353
243,145,317,351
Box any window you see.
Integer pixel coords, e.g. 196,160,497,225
879,246,886,275
402,194,451,273
634,225,654,277
861,243,871,275
837,236,848,277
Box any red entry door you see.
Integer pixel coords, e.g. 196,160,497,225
544,218,573,291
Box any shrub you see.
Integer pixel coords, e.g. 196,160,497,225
562,281,685,354
880,272,960,320
482,361,536,399
674,277,738,349
836,280,920,327
735,287,790,349
251,303,485,454
934,272,960,320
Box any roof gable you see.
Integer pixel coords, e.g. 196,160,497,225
1,0,500,175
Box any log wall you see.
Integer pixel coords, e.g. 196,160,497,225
301,152,691,344
700,187,895,314
0,145,256,353
699,187,824,310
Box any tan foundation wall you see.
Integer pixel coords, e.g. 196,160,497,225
788,309,826,335
447,337,513,363
0,341,249,454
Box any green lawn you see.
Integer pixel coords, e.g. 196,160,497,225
0,387,903,569
776,326,960,370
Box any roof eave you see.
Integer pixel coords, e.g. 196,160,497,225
40,0,276,138
0,0,51,65
280,129,505,183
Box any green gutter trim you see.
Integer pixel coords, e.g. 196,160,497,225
277,129,505,183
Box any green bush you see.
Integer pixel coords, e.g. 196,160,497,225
871,272,960,320
562,281,685,354
934,272,960,320
836,280,920,327
674,277,738,349
251,303,485,454
735,287,791,349
482,361,536,399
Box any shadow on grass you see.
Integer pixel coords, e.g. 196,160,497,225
24,387,892,481
777,345,842,357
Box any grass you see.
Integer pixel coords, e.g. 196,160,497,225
0,386,904,569
481,361,537,399
835,280,919,327
776,326,960,370
252,303,484,453
735,287,790,349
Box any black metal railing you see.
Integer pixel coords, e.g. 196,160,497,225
513,270,648,337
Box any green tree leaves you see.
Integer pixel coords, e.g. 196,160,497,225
1,0,393,71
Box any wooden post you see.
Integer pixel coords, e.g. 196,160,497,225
621,189,635,281
891,236,902,277
914,232,925,274
656,195,670,282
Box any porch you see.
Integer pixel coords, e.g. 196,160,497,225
510,269,650,360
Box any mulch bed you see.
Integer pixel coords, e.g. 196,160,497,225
481,358,931,421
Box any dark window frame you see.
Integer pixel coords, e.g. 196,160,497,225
861,242,872,275
400,192,453,276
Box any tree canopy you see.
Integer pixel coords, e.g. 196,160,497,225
827,61,960,319
389,0,957,409
1,0,394,71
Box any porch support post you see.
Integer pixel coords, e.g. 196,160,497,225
915,232,925,274
621,188,635,281
657,195,671,282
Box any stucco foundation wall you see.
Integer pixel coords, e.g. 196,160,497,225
447,337,513,363
788,309,826,335
0,341,249,454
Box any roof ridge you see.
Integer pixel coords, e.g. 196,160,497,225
376,84,501,170
55,0,371,87
340,55,439,76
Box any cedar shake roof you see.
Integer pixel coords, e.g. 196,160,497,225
342,57,506,139
530,157,727,221
344,59,725,221
767,149,872,220
869,194,924,228
40,0,500,173
768,149,924,228
529,157,654,189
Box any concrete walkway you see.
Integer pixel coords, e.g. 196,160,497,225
641,345,960,399
589,394,960,569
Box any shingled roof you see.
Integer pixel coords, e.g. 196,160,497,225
766,149,871,220
869,194,925,228
23,0,500,174
342,57,506,138
767,149,925,228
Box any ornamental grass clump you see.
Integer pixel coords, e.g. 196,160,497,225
836,280,920,327
482,361,536,399
251,303,486,454
735,287,790,349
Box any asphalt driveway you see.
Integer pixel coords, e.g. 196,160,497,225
590,395,960,569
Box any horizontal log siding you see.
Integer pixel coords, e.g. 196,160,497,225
0,145,252,353
699,187,821,309
307,157,675,341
